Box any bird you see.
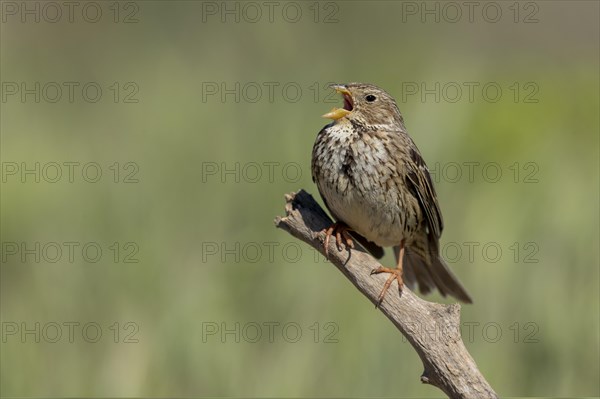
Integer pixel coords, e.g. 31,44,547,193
311,82,472,306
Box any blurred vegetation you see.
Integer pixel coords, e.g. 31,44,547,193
1,1,598,397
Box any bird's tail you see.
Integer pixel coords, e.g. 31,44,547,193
396,246,473,303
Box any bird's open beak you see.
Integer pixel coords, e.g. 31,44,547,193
322,85,353,120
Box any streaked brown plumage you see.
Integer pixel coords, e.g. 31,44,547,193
311,83,472,305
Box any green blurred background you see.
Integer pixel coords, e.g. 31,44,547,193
1,1,598,397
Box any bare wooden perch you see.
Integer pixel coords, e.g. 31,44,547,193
274,190,498,399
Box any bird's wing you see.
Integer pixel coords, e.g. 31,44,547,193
394,135,471,303
403,141,444,252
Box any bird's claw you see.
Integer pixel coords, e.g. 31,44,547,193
322,222,354,259
370,266,404,308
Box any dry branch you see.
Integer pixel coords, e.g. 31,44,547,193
274,190,498,399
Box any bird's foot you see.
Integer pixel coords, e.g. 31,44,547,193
370,266,404,308
322,222,355,259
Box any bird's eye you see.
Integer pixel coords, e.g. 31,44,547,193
365,94,376,102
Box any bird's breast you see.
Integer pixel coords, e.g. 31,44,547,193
312,125,420,247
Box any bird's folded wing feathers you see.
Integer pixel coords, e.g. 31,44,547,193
403,143,444,251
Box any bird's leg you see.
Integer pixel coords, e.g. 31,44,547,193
322,221,355,258
370,240,405,308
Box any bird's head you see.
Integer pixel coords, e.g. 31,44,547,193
322,83,404,128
